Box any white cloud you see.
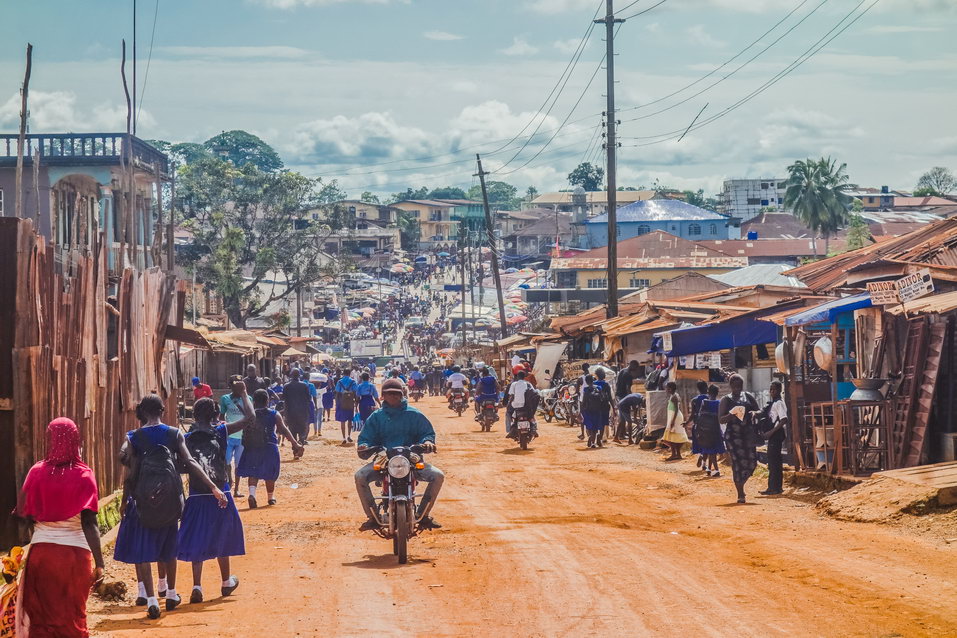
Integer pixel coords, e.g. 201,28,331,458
253,0,403,7
865,25,944,33
553,38,587,54
424,30,464,41
524,0,597,14
0,90,156,132
500,37,540,56
287,111,437,164
645,22,661,34
686,25,726,48
159,46,314,59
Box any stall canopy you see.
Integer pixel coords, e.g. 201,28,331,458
783,293,872,326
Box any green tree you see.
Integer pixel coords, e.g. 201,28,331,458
915,166,957,196
396,210,421,251
467,181,520,210
845,213,871,251
567,162,604,191
176,156,340,328
525,186,539,202
428,186,467,200
203,130,284,172
389,187,430,203
784,157,853,254
359,191,380,204
316,179,348,204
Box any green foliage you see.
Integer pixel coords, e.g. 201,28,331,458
683,189,719,212
784,157,853,250
567,162,604,191
525,186,539,202
316,179,348,204
396,209,421,251
176,156,340,328
851,199,864,212
845,213,871,251
389,187,430,203
467,181,520,210
360,191,380,204
203,130,284,172
915,166,956,196
428,186,467,200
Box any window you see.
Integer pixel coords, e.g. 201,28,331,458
0,188,3,215
709,224,717,234
760,199,769,206
636,224,651,235
629,278,650,288
777,198,783,204
556,271,576,288
760,182,769,189
747,198,761,205
688,223,701,236
586,278,608,289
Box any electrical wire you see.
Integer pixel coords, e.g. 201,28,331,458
619,0,669,20
136,0,159,124
619,0,880,148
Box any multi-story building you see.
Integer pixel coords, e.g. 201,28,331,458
582,198,737,248
529,189,658,216
390,199,460,251
721,178,787,221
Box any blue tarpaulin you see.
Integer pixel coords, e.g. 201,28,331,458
656,315,779,357
784,293,872,327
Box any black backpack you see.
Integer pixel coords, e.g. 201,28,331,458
132,428,184,528
523,385,541,414
244,409,272,449
185,428,227,493
582,384,609,413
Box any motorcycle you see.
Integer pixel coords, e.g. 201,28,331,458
538,387,558,423
361,444,434,564
477,399,499,432
448,389,467,416
409,381,424,403
512,408,535,451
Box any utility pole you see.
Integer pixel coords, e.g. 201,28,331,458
14,43,32,220
596,1,623,319
476,155,509,338
458,222,467,355
132,0,137,136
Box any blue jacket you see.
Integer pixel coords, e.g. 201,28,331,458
358,400,436,449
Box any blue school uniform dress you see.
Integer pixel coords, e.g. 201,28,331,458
321,378,335,410
356,381,379,425
114,424,180,564
335,376,358,422
176,424,245,562
236,409,282,481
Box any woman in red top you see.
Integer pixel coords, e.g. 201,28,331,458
17,418,104,637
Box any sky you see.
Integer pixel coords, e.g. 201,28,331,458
2,0,956,198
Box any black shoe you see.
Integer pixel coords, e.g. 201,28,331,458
136,596,147,606
419,516,442,530
147,604,161,619
268,498,277,506
359,518,379,532
221,576,240,597
248,495,258,509
158,589,166,598
760,490,783,496
190,589,204,604
166,595,181,611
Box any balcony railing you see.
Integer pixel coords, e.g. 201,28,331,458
0,133,169,178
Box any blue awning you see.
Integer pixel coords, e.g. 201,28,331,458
784,293,872,327
655,315,779,357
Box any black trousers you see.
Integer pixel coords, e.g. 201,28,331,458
767,436,784,492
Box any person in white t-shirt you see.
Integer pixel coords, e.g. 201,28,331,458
445,365,470,404
761,381,788,496
505,370,537,439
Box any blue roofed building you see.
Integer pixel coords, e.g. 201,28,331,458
582,198,740,248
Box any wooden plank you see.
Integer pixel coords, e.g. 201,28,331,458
903,321,945,467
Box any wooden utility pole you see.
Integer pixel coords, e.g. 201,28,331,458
596,1,623,319
167,169,176,271
119,39,132,268
476,155,509,337
458,223,467,354
32,144,41,222
14,43,32,220
132,0,137,136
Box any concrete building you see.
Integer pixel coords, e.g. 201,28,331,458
529,189,657,217
583,198,737,248
721,178,787,221
390,199,460,251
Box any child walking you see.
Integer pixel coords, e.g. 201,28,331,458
237,389,304,509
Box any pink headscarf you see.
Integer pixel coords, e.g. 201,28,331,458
17,418,99,522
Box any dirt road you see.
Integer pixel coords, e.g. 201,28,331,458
90,395,957,637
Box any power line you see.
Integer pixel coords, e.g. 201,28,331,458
619,0,668,20
617,0,829,128
137,0,160,125
620,0,880,148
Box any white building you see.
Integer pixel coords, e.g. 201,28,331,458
721,178,787,221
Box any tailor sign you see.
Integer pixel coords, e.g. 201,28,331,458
866,269,934,305
865,280,900,305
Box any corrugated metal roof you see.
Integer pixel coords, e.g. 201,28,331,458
531,190,656,205
587,199,725,223
603,317,678,338
574,230,735,261
885,290,957,316
550,255,748,270
712,264,808,288
700,238,844,257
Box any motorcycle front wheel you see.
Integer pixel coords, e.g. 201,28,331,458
395,504,409,564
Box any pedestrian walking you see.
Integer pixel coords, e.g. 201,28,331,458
689,380,710,467
282,369,312,451
114,394,227,619
191,377,213,400
661,382,690,460
760,381,788,496
237,389,304,508
695,385,725,477
16,418,105,637
178,397,253,603
336,371,359,444
356,371,380,429
719,374,760,503
220,376,252,497
321,368,335,420
580,374,612,448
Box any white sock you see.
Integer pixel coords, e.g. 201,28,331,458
137,582,147,598
166,588,177,600
147,596,159,608
248,485,257,497
192,585,203,593
267,491,274,500
157,577,168,592
222,576,236,588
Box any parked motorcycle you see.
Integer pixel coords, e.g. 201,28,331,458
477,399,499,432
538,388,558,423
362,444,434,564
448,389,467,416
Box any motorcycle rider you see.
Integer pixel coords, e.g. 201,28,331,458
408,366,425,395
473,366,500,420
355,378,444,531
505,370,538,439
445,365,470,407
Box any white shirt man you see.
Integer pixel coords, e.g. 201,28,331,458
510,354,522,368
507,379,533,409
447,372,468,390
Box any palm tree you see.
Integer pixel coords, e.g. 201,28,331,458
784,157,853,255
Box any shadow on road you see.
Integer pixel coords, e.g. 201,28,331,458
341,554,435,570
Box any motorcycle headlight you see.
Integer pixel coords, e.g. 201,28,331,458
387,455,412,479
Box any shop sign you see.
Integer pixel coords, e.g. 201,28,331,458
896,269,934,304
